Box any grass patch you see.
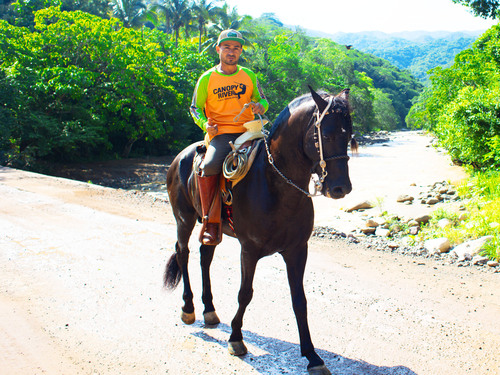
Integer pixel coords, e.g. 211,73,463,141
419,170,500,261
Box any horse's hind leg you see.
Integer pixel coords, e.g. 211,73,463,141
282,248,330,375
175,216,197,325
200,244,220,326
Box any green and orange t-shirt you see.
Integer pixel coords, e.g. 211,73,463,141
190,65,268,139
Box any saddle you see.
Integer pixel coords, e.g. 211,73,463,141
193,120,267,204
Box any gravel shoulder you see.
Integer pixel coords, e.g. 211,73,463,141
1,131,499,375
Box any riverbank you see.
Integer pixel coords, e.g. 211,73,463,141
38,130,500,270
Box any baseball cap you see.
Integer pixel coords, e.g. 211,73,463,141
217,29,244,46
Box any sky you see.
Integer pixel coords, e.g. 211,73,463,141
223,0,498,34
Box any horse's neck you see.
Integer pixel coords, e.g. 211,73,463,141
267,115,313,188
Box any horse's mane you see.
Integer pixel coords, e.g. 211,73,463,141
268,90,350,138
268,93,316,138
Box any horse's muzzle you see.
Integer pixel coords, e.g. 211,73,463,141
324,184,352,199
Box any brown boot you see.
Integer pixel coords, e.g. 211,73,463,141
197,174,222,245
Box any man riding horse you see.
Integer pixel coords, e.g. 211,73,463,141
190,29,269,246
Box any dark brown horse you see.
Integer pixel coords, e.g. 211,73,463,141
164,86,357,375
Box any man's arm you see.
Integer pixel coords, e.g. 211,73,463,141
190,72,211,132
242,67,269,114
252,78,269,113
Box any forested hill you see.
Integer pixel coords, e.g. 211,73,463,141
307,30,484,84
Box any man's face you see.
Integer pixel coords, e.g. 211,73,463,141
216,40,242,66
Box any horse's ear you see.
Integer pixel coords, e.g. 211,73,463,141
308,85,328,113
337,88,350,101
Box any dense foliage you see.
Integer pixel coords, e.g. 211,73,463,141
0,3,423,167
0,7,210,165
452,0,500,19
407,24,500,170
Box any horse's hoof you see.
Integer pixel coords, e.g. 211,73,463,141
308,365,331,375
180,311,195,325
203,311,220,326
228,340,247,356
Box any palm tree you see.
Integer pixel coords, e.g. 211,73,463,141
110,0,154,29
60,0,110,18
192,0,219,52
154,0,192,47
202,3,252,52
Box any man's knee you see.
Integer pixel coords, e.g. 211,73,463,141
201,160,220,176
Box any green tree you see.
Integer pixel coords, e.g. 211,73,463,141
452,0,500,19
60,0,110,18
192,0,219,52
408,24,500,169
201,3,251,53
155,0,192,47
0,7,210,165
109,0,153,28
372,89,399,130
9,0,60,27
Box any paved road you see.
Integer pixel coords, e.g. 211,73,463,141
1,133,499,375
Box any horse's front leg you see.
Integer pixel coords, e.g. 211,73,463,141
228,251,258,356
200,244,220,326
282,247,331,375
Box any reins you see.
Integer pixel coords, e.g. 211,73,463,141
261,95,349,197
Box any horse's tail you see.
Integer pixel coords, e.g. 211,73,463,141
163,252,181,290
351,137,359,154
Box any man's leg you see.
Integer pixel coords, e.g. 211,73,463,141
198,133,240,245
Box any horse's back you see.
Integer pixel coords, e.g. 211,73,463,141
167,142,200,188
166,142,202,215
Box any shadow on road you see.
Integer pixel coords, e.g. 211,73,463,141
191,322,418,375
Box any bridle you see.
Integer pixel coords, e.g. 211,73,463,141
263,95,350,197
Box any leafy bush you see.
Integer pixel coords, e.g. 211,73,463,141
436,86,500,168
408,24,500,170
0,7,211,166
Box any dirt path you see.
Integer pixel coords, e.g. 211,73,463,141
1,132,499,375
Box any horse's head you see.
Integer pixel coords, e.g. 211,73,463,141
303,86,357,199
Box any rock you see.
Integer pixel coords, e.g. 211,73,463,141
439,186,449,194
437,218,452,229
346,200,373,212
360,227,376,235
375,228,391,237
397,194,414,203
409,226,420,236
450,236,494,260
472,256,489,265
424,237,451,254
365,219,380,228
414,215,430,224
487,261,499,267
426,197,440,205
391,224,402,234
408,220,420,227
489,222,499,229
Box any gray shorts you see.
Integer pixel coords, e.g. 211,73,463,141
202,133,242,176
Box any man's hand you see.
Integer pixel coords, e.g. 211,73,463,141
206,118,218,137
250,102,265,115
